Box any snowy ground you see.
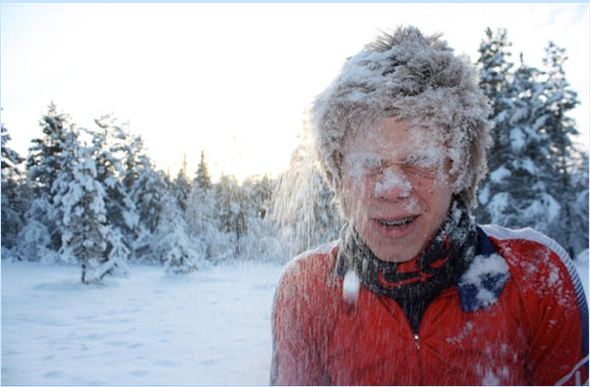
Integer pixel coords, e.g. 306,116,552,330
1,257,588,385
1,261,283,385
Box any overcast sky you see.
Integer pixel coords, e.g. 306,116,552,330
1,3,588,181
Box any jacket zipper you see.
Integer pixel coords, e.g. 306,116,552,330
391,302,424,385
384,289,455,384
413,333,423,384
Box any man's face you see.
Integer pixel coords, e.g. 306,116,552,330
341,118,453,263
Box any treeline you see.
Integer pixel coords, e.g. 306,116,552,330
1,27,588,284
1,104,283,282
475,28,588,257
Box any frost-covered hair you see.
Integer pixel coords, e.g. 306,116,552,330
311,26,491,210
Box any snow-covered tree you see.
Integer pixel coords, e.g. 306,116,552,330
174,154,192,212
478,54,559,235
27,103,72,197
475,31,586,256
475,28,515,224
59,146,115,284
1,124,25,250
215,174,248,258
155,191,201,274
540,42,582,256
49,126,82,264
186,178,221,261
240,175,282,261
194,150,212,190
25,103,75,250
130,156,168,263
13,217,55,262
89,116,139,255
1,124,23,180
122,134,145,193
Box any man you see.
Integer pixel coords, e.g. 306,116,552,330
270,26,588,385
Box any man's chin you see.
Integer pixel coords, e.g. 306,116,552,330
369,241,421,263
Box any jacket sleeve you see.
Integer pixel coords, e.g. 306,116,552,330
524,247,588,385
270,259,331,385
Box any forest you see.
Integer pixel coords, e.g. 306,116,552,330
1,28,588,283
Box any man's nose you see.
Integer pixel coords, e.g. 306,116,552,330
373,166,412,201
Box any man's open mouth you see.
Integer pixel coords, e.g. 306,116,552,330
377,215,418,228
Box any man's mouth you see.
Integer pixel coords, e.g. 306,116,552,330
377,215,418,228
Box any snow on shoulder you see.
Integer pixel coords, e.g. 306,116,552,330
481,224,588,311
459,253,509,310
481,224,570,262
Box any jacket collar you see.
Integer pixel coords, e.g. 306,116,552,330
457,227,510,312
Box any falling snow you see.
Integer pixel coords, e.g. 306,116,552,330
342,269,360,304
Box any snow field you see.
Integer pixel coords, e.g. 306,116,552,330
2,257,588,385
1,261,283,385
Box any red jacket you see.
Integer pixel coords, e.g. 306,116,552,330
270,225,588,385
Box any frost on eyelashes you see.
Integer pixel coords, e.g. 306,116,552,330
459,254,510,308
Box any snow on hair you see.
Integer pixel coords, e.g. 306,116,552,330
310,25,491,210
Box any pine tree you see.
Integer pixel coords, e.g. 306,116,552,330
475,28,515,223
185,178,219,261
570,153,589,257
215,174,247,258
1,124,25,251
240,175,281,260
542,42,583,256
174,154,192,212
25,103,74,250
483,54,561,235
244,175,274,220
130,156,168,262
50,126,83,264
156,191,201,274
195,150,212,190
122,134,145,192
27,103,72,198
90,116,139,256
59,146,114,284
475,31,585,257
1,124,24,178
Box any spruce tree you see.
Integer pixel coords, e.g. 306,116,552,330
1,124,25,251
475,27,514,223
570,153,589,257
50,126,83,264
130,156,168,262
215,174,247,258
541,42,582,256
25,103,75,250
174,154,192,212
122,135,145,193
485,54,560,235
241,175,282,260
195,150,212,190
90,116,138,256
186,177,218,260
156,191,201,273
27,103,72,198
59,146,114,283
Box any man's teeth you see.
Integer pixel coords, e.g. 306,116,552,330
379,216,415,227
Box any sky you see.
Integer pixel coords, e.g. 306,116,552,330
1,3,589,182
